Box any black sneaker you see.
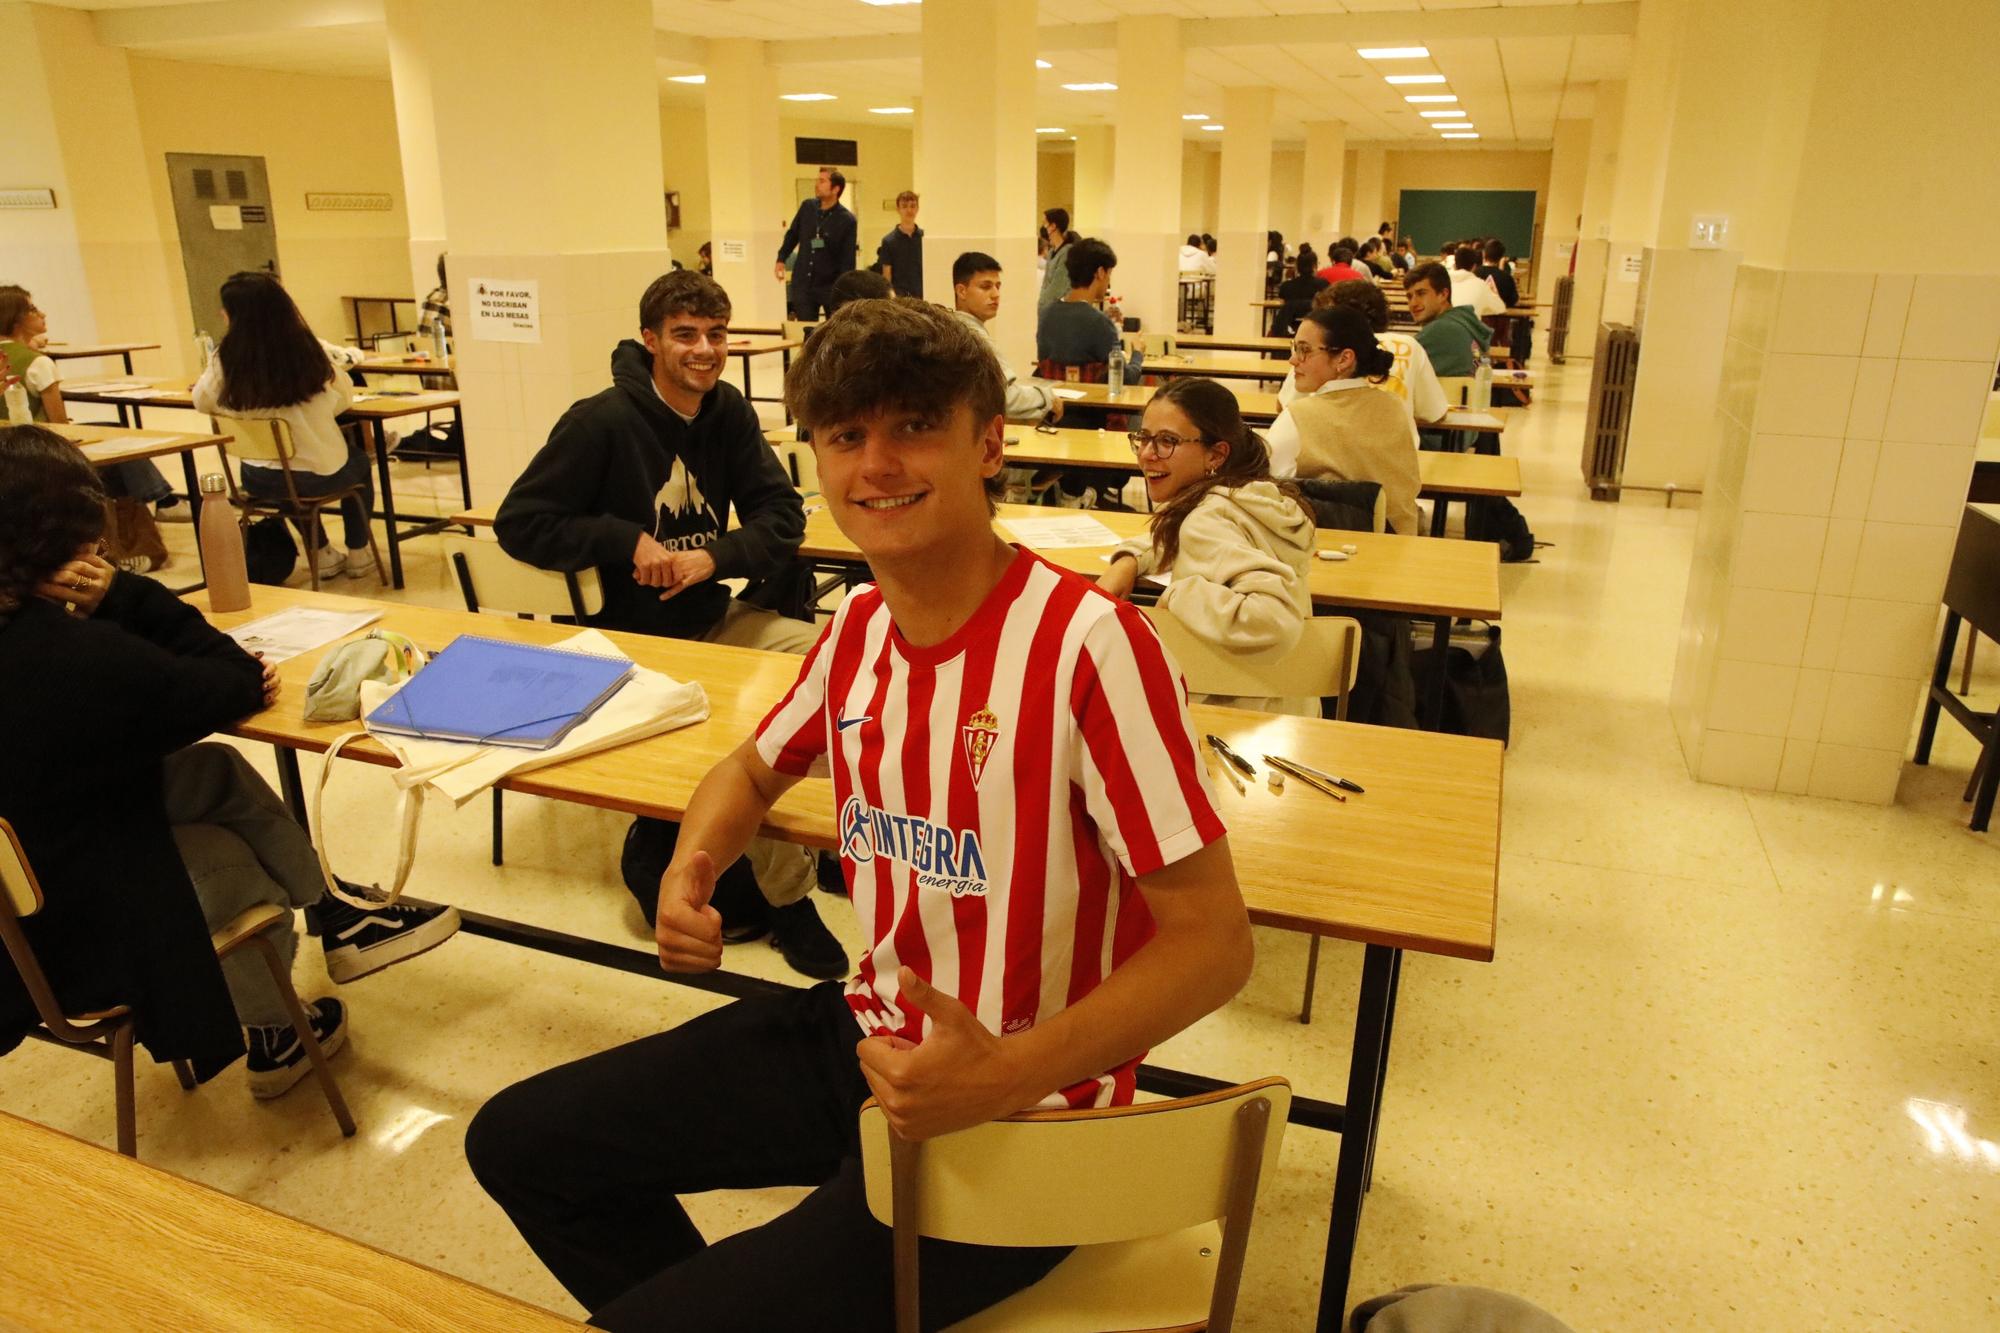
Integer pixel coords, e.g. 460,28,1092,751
768,898,848,980
712,862,772,944
246,997,347,1099
310,892,461,984
815,851,848,898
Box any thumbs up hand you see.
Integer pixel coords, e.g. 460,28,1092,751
656,851,724,972
855,967,1028,1141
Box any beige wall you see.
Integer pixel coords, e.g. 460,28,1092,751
1380,149,1552,235
660,100,712,262
127,56,412,359
1037,148,1075,221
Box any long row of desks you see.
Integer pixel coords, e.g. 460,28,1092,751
195,582,1500,1327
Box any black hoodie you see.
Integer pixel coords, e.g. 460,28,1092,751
493,340,805,639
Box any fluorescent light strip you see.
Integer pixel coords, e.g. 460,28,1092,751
1036,59,1052,69
870,107,914,114
780,92,836,101
1201,124,1225,131
1182,113,1209,121
1419,109,1462,118
1405,94,1458,104
1036,127,1066,133
1062,82,1118,92
668,74,705,85
859,0,921,6
1441,132,1480,140
1359,46,1429,60
1385,74,1447,85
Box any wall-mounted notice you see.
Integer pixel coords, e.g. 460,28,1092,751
1619,253,1643,281
718,239,748,263
468,279,541,344
209,205,243,231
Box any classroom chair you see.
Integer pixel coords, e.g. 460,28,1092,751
0,818,355,1158
1143,609,1364,1025
442,535,605,866
210,415,386,592
861,1076,1291,1333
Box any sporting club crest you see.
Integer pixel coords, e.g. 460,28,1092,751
961,707,1001,788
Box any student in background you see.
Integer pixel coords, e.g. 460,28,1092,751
1099,378,1317,716
1201,234,1218,261
1316,245,1367,284
775,167,857,321
1035,237,1143,375
1038,208,1075,313
0,425,460,1098
696,243,713,277
190,272,379,582
825,269,890,313
1405,260,1494,379
1178,234,1215,274
950,251,1058,423
492,270,843,981
874,191,924,299
1449,245,1505,318
1477,239,1520,309
1274,243,1328,337
1307,279,1449,426
1393,238,1417,272
0,284,181,547
1357,237,1395,279
465,298,1252,1331
1267,306,1422,537
418,253,450,345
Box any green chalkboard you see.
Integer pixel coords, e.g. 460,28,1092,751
1396,190,1536,261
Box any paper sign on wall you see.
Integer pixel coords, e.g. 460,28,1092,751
1556,240,1576,259
209,205,243,231
718,239,748,262
1619,253,1644,281
468,279,541,344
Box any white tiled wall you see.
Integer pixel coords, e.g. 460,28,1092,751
450,247,673,506
1670,267,2000,803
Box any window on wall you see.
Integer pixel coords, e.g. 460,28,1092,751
795,137,858,166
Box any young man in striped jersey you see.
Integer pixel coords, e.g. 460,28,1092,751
466,299,1254,1332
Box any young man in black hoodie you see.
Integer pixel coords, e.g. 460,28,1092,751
494,270,843,980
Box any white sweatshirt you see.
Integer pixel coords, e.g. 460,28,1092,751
950,309,1054,422
1113,481,1318,716
192,341,360,476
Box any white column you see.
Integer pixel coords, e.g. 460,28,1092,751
1109,14,1184,337
919,0,1038,361
1215,86,1274,338
704,39,787,328
1300,121,1347,247
1071,126,1114,234
1348,147,1386,242
1602,0,1691,323
1533,117,1590,310
1568,79,1626,356
401,0,669,501
384,0,447,321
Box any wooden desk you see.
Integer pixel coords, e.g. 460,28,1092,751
356,354,457,382
1147,352,1290,385
1915,503,2000,831
727,336,802,420
51,421,229,591
1250,298,1283,335
1056,380,1511,437
1173,332,1293,356
43,341,159,375
61,378,467,590
1416,450,1523,537
0,1110,583,1332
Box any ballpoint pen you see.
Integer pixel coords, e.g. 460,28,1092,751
1204,738,1246,795
1264,754,1364,795
1204,734,1257,779
1263,755,1346,803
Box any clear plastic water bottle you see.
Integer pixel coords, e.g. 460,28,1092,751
1108,346,1126,395
431,320,449,362
196,331,217,368
3,375,30,425
1470,339,1493,411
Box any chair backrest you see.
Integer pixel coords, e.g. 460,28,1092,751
1035,358,1107,384
444,535,605,620
782,318,818,344
1436,375,1474,407
0,818,45,920
861,1078,1290,1333
1145,607,1360,713
211,414,292,464
1295,477,1386,534
769,434,819,494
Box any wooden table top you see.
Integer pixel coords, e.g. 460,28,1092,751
0,1111,584,1332
1173,333,1293,355
764,425,1520,498
1056,380,1509,435
727,336,801,355
49,420,231,466
61,377,458,420
193,585,1500,958
1147,352,1290,381
451,499,1501,620
42,341,161,360
357,355,457,377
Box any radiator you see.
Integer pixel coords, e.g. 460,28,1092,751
1548,274,1575,363
1581,322,1640,500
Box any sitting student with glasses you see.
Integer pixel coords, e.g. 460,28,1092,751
1098,378,1317,716
0,426,459,1098
1264,306,1422,537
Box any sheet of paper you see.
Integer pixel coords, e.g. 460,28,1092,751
1051,388,1088,400
60,377,151,392
74,432,182,457
225,607,381,664
1001,513,1120,550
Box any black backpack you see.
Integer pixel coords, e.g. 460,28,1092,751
1465,496,1536,563
243,516,298,585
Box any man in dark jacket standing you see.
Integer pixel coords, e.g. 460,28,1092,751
775,166,857,320
494,271,844,978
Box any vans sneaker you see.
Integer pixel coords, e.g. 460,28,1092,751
245,997,347,1099
313,544,347,580
310,893,461,984
342,545,380,581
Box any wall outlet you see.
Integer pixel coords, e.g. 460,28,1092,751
1690,214,1730,248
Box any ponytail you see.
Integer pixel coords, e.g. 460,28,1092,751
1145,378,1308,568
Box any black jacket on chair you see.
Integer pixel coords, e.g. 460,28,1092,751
0,576,258,1077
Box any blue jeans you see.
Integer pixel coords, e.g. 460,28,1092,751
241,442,374,550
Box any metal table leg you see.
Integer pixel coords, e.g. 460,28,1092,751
370,419,405,588
275,747,308,829
453,404,472,522
1316,943,1398,1331
1429,497,1450,537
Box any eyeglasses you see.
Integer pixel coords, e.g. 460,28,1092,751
1127,430,1208,457
1291,340,1330,359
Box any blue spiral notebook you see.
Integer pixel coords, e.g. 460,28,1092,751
365,635,636,751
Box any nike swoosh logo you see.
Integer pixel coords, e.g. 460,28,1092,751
836,715,873,732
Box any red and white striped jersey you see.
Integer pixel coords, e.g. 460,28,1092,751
755,547,1226,1108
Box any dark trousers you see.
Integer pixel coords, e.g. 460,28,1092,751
240,440,374,551
789,282,835,321
464,983,1069,1332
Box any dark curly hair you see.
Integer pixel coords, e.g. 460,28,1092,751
640,270,732,329
0,425,106,611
